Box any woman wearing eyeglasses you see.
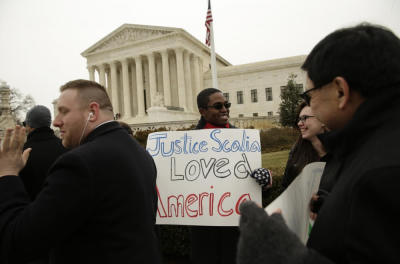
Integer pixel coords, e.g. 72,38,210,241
282,101,328,189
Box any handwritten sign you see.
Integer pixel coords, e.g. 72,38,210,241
146,129,262,226
265,162,325,244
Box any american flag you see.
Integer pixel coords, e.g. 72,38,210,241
205,0,213,46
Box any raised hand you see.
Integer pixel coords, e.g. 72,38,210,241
0,126,31,177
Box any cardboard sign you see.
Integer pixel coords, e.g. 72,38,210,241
265,162,325,244
146,129,262,226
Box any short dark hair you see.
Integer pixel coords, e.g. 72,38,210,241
60,79,113,112
197,88,222,109
302,23,400,97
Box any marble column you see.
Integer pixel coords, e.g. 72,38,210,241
160,50,171,107
98,64,106,86
199,58,204,92
193,56,202,100
147,52,157,107
121,58,132,118
175,48,186,110
110,61,119,114
88,66,95,81
130,63,137,117
106,69,112,98
135,56,145,117
183,51,194,112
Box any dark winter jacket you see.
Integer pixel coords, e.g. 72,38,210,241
238,88,400,264
19,127,67,200
282,140,328,189
307,89,400,263
0,121,162,264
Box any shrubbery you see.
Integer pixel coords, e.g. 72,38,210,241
134,127,168,146
260,127,298,152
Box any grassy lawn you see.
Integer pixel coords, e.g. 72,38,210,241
262,149,290,177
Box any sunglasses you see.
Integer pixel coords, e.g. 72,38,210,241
300,86,322,106
207,102,231,110
300,80,333,106
298,115,315,122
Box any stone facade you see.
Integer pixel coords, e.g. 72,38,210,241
205,56,307,118
0,81,16,137
81,24,306,130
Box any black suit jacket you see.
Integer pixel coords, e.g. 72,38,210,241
0,121,161,264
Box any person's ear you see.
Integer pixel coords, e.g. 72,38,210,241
88,102,100,121
334,77,350,110
199,108,206,117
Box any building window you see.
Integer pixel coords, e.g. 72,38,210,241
223,92,229,102
237,91,243,104
238,114,244,118
265,87,273,101
296,84,304,92
268,111,273,116
280,86,286,95
253,113,258,117
251,89,258,103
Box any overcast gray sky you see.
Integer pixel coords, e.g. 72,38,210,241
0,0,399,116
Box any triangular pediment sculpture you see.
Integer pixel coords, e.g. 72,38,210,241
84,24,178,55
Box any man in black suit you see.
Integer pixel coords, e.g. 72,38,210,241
0,79,161,264
20,105,67,201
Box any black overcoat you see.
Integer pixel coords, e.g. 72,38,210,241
19,126,67,200
307,89,400,263
0,121,162,264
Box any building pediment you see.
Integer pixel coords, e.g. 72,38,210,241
82,24,179,55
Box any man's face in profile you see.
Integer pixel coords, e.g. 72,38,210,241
53,89,87,148
305,77,340,131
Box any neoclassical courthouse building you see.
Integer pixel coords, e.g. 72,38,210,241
80,24,307,130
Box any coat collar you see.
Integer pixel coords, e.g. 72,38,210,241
81,121,121,145
27,126,55,141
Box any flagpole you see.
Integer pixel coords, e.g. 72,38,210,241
210,20,218,89
205,0,218,89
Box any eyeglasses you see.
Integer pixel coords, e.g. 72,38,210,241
300,86,322,106
298,115,315,122
207,102,231,110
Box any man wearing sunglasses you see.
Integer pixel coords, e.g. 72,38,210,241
196,88,233,129
191,88,237,264
237,23,400,264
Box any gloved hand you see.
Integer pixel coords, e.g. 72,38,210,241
237,201,333,264
250,168,272,188
310,189,329,214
